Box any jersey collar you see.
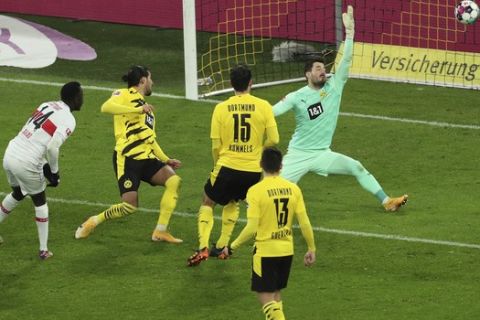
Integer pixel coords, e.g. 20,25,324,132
128,87,144,98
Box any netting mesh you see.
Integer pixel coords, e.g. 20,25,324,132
196,0,337,94
196,0,480,94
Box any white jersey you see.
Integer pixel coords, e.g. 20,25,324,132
5,100,76,166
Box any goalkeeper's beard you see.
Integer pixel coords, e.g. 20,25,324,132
311,77,327,89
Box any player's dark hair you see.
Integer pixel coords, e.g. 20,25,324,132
61,81,81,101
230,64,252,92
261,147,283,173
122,65,150,87
304,57,326,74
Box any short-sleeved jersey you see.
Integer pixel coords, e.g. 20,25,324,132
273,39,353,151
5,100,75,165
107,88,158,160
246,175,308,257
211,93,277,172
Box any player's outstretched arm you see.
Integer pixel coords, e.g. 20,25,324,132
342,5,354,40
333,5,355,87
272,95,295,117
230,217,259,252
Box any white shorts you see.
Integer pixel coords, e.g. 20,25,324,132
3,153,46,195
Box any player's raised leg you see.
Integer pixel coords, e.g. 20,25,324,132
75,197,137,239
279,149,312,183
317,151,408,212
383,194,408,212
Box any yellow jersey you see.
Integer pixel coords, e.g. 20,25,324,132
246,175,315,257
211,93,277,172
103,88,158,160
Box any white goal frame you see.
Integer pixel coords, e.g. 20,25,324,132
182,0,345,100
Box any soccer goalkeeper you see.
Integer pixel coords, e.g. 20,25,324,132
273,5,408,212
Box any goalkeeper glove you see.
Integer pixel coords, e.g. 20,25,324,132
43,163,60,187
342,5,355,40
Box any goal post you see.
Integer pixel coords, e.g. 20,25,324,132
183,0,198,100
183,0,342,100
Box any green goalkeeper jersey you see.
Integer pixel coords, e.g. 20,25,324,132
273,39,353,150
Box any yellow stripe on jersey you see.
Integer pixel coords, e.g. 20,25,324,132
246,175,313,257
253,254,262,277
211,93,277,172
116,152,126,177
103,88,158,160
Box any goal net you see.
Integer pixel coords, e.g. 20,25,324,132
184,0,480,99
187,0,340,98
347,0,480,90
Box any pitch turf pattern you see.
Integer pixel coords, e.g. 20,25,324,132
0,15,480,320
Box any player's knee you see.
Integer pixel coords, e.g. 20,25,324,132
11,187,25,201
30,192,46,207
351,160,368,176
166,174,181,190
202,193,216,207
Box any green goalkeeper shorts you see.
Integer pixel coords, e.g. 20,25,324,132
280,147,362,183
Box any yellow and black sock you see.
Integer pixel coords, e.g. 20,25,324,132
95,202,136,224
262,301,285,320
277,301,283,312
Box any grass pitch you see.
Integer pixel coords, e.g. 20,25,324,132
0,15,479,320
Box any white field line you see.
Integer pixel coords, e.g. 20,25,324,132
1,192,479,250
341,112,480,130
1,77,479,130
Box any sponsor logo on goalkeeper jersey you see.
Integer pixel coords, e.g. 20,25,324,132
307,103,324,120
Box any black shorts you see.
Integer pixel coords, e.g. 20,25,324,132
113,151,166,195
251,253,293,292
204,166,261,206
